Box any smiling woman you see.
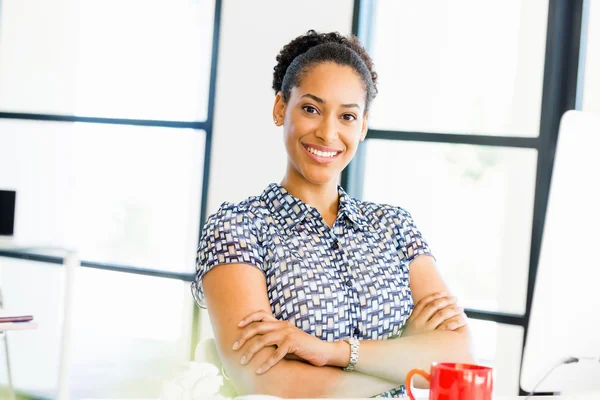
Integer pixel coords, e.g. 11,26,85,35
191,30,476,398
275,61,368,205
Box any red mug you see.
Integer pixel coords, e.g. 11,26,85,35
406,362,493,400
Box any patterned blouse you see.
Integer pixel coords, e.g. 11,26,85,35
191,183,433,398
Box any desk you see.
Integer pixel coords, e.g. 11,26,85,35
0,246,78,400
0,321,37,331
0,320,37,400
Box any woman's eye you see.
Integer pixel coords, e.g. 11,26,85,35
302,105,319,114
342,114,357,121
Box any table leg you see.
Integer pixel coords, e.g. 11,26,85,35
1,331,15,400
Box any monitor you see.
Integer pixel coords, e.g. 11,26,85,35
520,110,600,393
0,189,16,236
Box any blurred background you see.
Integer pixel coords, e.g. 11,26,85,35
0,0,598,398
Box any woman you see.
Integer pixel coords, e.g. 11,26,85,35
191,30,476,398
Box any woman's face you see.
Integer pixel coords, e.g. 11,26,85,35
274,62,368,186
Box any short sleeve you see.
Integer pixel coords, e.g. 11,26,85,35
395,208,434,263
191,202,265,307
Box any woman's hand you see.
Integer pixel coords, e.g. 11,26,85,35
402,292,467,337
232,310,332,374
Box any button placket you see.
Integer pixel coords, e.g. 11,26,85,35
335,229,357,338
344,251,361,338
345,268,360,338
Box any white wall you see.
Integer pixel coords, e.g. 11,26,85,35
206,0,354,214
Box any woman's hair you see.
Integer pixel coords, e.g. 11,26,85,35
272,30,378,112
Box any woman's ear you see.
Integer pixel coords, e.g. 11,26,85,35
272,91,286,126
360,111,369,141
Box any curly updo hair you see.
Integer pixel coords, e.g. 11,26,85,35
272,30,378,112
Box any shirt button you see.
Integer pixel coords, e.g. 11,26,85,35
296,225,304,232
332,241,339,249
345,279,353,287
353,327,360,336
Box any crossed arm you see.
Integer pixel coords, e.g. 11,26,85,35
202,255,476,398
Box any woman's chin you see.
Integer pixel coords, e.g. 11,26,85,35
301,170,340,186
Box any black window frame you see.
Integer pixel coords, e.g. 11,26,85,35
345,0,589,395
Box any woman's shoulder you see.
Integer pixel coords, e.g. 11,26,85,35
353,197,414,224
204,191,271,231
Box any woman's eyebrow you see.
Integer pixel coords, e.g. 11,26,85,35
300,93,361,110
301,93,325,104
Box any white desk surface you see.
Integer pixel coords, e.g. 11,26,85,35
0,321,37,331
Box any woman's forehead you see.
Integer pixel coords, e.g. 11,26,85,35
293,63,366,106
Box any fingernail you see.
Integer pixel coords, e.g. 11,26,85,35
256,367,263,374
238,320,244,327
232,341,239,350
240,356,246,365
439,292,447,296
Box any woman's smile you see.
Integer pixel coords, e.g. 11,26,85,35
301,143,342,164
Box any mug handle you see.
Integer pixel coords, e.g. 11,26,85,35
406,368,431,400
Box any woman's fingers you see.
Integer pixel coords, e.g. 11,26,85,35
426,305,463,330
404,293,466,336
239,331,284,365
412,292,447,317
256,340,292,374
437,312,468,331
238,309,277,327
419,296,458,322
232,321,285,350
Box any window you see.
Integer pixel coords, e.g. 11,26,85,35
369,0,548,136
0,119,204,274
74,1,215,120
70,123,204,273
362,140,536,314
0,0,215,120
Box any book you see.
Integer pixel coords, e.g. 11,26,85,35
0,314,34,323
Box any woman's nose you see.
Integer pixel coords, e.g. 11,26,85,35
315,116,338,144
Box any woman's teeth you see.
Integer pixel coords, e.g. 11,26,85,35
307,147,337,158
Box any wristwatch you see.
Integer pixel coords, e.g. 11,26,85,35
342,337,360,371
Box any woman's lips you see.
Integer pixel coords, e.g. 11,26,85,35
302,144,342,164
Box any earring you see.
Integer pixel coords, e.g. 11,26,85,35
274,118,278,125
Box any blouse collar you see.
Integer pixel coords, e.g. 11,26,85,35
263,183,368,231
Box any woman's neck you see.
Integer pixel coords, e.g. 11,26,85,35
280,172,339,228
